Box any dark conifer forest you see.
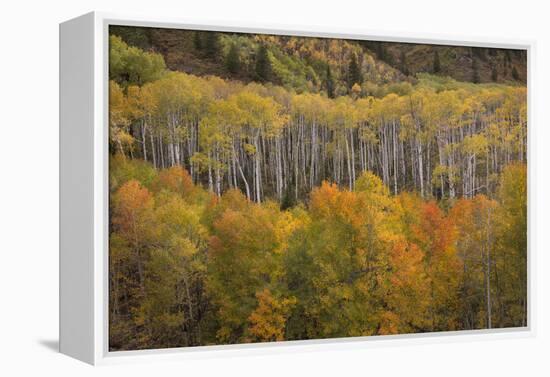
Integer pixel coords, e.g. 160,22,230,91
108,27,527,351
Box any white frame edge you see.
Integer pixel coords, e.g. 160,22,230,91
60,12,96,365
59,11,536,366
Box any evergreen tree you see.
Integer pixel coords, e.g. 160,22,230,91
204,32,221,60
347,53,362,89
255,44,272,82
325,65,335,98
280,186,296,210
110,26,152,51
193,31,203,51
512,66,520,81
433,50,441,73
384,49,395,65
225,43,241,74
376,42,386,60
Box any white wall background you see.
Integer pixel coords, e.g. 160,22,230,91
1,0,548,375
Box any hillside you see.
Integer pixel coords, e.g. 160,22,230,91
110,25,408,96
362,40,527,84
111,25,527,93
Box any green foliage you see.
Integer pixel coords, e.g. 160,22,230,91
225,43,241,74
110,25,152,50
109,35,166,87
415,73,514,92
347,53,363,89
255,44,272,82
325,65,335,98
204,32,221,60
110,154,157,192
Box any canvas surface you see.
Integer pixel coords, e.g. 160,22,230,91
107,25,527,351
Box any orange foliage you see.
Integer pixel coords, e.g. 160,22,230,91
415,201,456,260
309,181,364,227
154,166,195,199
112,180,154,236
378,311,401,335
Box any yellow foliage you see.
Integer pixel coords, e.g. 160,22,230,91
248,289,296,342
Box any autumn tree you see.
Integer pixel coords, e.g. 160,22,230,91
206,190,297,343
451,195,498,329
109,180,156,349
401,196,461,331
285,176,393,339
376,193,428,333
109,81,134,157
248,289,296,342
495,163,527,327
107,158,528,349
136,191,208,348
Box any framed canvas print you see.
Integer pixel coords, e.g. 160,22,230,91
60,12,534,365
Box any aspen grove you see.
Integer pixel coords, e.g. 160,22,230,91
108,33,527,350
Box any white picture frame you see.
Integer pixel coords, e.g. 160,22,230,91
59,11,536,365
